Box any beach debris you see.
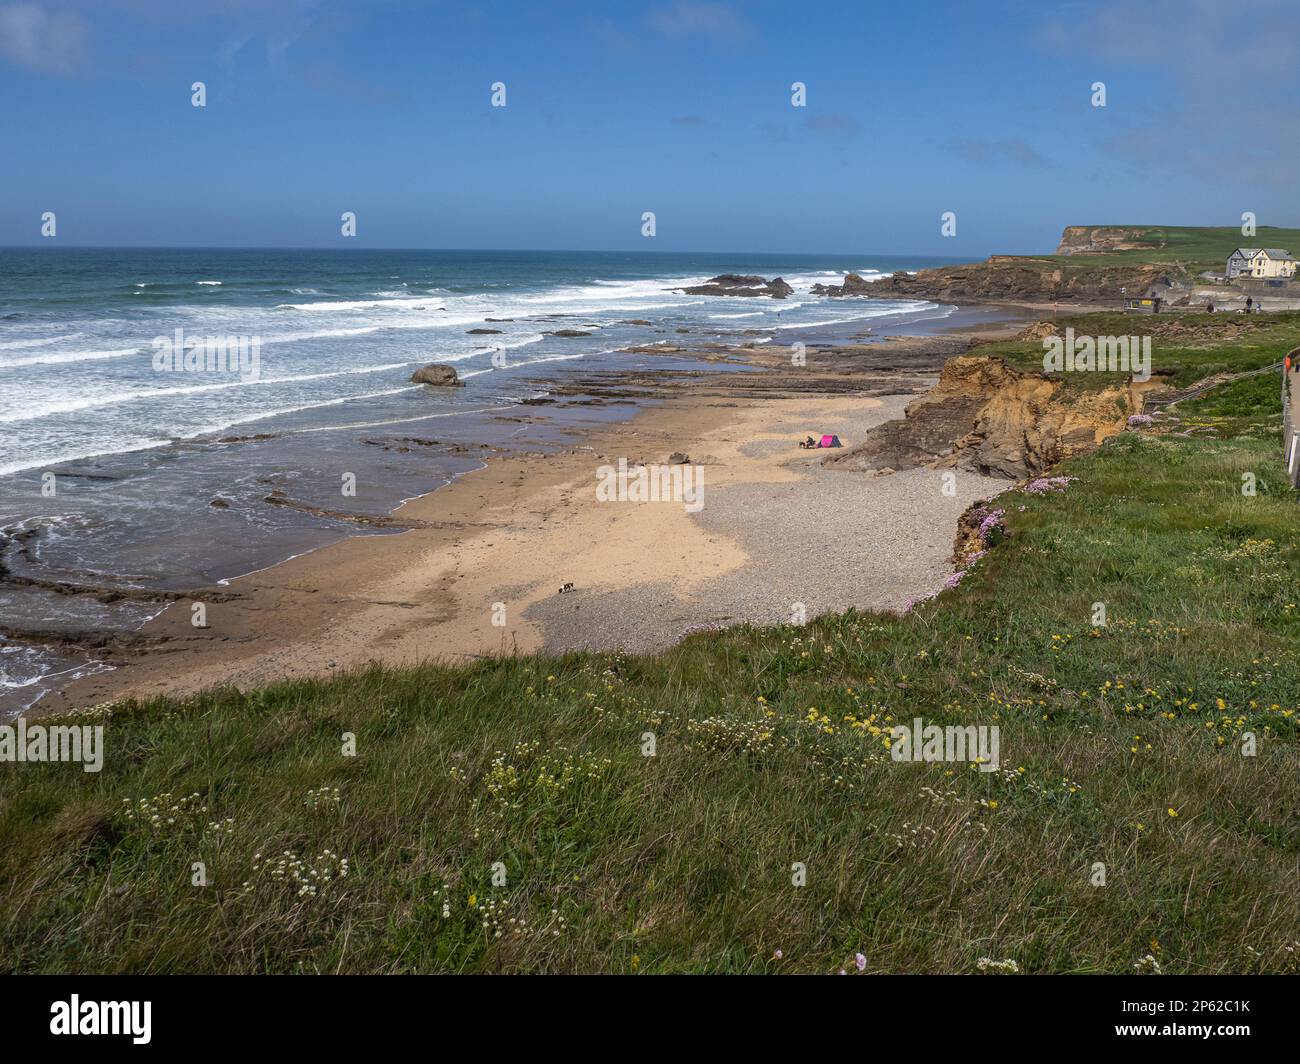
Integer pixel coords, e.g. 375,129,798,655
558,582,575,595
410,363,465,387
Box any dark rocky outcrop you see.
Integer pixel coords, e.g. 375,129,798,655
217,433,277,444
679,275,794,298
263,490,427,528
844,261,1178,305
810,272,878,297
548,329,593,338
466,327,503,334
807,225,1231,305
410,363,464,386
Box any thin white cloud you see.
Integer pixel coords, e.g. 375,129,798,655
949,137,1049,168
0,3,88,73
647,1,756,44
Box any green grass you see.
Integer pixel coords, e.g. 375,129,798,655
1179,372,1288,441
2,350,1299,975
1042,225,1300,270
979,310,1300,395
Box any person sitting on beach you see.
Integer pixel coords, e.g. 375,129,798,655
800,435,816,449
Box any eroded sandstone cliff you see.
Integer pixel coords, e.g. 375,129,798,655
825,354,1156,479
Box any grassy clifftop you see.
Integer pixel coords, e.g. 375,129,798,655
1,330,1297,975
981,310,1300,393
1051,225,1300,269
865,226,1300,303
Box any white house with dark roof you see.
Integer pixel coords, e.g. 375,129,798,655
1227,248,1297,279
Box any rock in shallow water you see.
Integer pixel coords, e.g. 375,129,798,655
410,363,465,386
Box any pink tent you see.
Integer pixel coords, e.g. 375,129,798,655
819,434,842,448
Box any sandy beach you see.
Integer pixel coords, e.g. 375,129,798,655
40,321,1025,713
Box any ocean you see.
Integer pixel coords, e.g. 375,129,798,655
0,246,961,711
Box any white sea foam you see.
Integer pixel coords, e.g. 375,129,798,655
769,315,876,330
0,363,436,423
178,387,425,439
460,349,594,378
275,296,444,312
0,333,85,351
286,404,511,435
0,384,442,475
0,436,173,477
483,332,546,351
0,346,143,369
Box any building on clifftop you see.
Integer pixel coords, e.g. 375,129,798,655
1227,248,1297,279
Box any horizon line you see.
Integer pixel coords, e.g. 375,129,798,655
0,243,999,258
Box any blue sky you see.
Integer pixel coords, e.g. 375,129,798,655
1,0,1297,255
